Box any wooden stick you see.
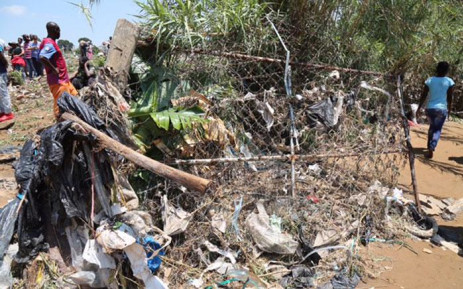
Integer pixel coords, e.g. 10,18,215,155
61,113,211,193
396,76,422,213
190,49,386,76
173,149,403,165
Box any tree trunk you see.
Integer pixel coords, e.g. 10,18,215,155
106,19,140,88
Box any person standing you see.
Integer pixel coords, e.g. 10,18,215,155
40,22,78,118
0,39,14,122
417,61,455,159
29,35,43,77
23,34,36,79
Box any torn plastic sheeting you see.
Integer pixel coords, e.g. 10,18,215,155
69,271,96,286
0,199,19,266
65,224,89,269
96,225,136,253
307,95,344,129
0,243,18,289
83,239,116,269
279,265,315,288
257,101,275,131
211,212,227,233
232,196,243,240
204,257,234,275
203,240,237,264
120,210,154,237
140,236,165,274
124,243,168,289
161,195,192,236
246,201,298,254
330,272,361,289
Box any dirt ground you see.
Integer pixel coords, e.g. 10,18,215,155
0,79,54,207
1,83,463,288
364,121,463,289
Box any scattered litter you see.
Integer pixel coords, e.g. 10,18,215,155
83,239,116,269
257,101,275,131
210,211,227,233
161,195,192,236
232,196,244,240
140,235,165,273
280,265,315,288
246,200,298,254
203,240,237,264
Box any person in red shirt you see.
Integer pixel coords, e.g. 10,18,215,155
39,22,77,118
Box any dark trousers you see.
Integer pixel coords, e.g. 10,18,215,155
25,58,36,79
425,108,447,151
32,57,43,76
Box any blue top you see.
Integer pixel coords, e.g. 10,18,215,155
30,41,41,59
425,76,455,110
0,39,6,74
39,43,57,60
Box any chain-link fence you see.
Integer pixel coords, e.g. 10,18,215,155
157,50,406,194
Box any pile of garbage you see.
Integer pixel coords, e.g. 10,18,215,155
0,78,443,289
0,93,170,288
0,23,457,289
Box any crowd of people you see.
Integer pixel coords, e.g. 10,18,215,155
0,23,113,123
8,34,45,80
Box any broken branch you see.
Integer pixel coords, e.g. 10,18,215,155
61,112,211,193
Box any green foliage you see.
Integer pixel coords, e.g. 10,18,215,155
78,37,92,44
130,65,207,150
149,107,206,131
135,0,271,58
8,71,24,86
57,39,74,51
92,55,106,68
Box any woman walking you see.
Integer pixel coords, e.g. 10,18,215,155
417,61,455,159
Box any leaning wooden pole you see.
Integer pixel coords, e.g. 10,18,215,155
62,113,211,193
396,76,422,213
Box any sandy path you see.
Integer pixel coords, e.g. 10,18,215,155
366,121,463,289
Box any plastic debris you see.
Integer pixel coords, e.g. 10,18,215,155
124,243,169,289
210,211,227,233
269,214,282,233
69,271,96,286
203,240,237,264
0,243,18,289
246,200,298,254
280,265,315,288
162,195,192,236
96,224,136,252
0,199,19,266
83,239,116,269
232,196,243,240
307,95,344,129
140,235,165,273
227,269,266,288
257,101,275,131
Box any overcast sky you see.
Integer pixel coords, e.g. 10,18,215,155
0,0,141,46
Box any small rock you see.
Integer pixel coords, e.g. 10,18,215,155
423,248,432,254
